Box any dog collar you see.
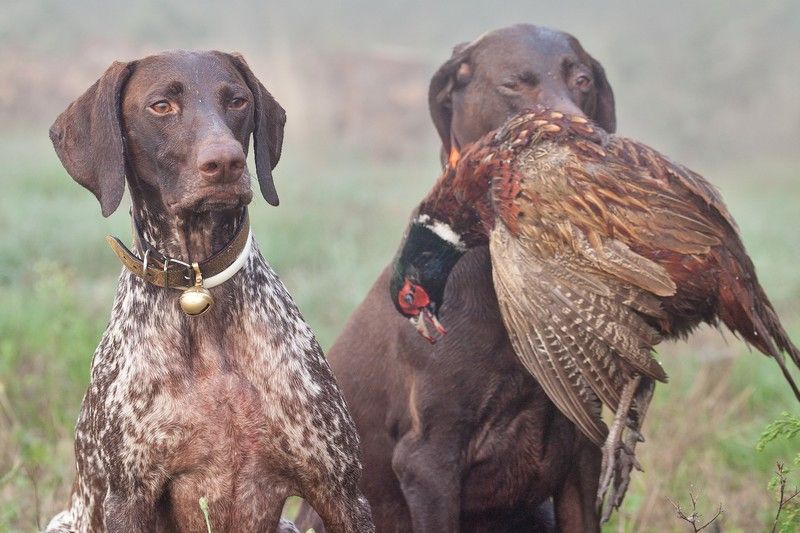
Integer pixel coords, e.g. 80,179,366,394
105,212,252,316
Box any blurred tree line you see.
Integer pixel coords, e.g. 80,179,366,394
1,0,798,168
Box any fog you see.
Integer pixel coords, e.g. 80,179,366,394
2,0,798,169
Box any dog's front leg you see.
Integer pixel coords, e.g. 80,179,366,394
553,434,601,533
392,416,464,532
103,486,158,533
302,485,373,533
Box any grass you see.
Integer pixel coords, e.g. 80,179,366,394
0,132,798,531
199,497,213,533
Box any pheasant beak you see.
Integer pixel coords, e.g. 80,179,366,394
428,310,447,336
398,278,448,343
409,313,433,343
409,307,448,344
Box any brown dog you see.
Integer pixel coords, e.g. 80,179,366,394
46,51,373,533
296,24,616,532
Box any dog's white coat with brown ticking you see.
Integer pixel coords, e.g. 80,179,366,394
45,50,373,533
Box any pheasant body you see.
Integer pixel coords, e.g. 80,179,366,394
403,108,800,447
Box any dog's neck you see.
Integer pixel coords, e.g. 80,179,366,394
131,197,246,263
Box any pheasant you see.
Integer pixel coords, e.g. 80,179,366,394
389,107,800,520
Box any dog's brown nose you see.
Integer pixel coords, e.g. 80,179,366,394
197,142,246,183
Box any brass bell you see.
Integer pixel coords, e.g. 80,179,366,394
179,262,213,316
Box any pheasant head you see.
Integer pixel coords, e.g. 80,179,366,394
390,144,497,342
390,214,467,342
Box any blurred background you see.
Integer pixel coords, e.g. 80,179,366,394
1,0,798,530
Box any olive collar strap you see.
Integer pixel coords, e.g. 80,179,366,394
105,211,253,291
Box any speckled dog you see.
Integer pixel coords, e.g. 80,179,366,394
45,50,373,533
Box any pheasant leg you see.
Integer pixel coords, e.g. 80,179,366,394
597,375,654,522
607,377,654,518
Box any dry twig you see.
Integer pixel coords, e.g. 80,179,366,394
667,490,723,532
771,462,800,533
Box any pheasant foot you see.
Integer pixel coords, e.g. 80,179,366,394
597,375,655,522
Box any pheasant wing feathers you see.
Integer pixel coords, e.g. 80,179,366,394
490,223,666,447
486,131,731,444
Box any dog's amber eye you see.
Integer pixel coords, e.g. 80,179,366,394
229,97,247,110
575,75,592,90
501,80,520,91
149,101,174,115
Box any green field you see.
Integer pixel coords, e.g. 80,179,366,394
1,131,798,531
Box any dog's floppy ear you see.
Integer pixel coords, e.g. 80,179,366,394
428,41,474,157
227,52,286,207
588,55,616,134
50,61,133,217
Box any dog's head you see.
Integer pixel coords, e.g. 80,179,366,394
429,24,616,162
50,50,286,217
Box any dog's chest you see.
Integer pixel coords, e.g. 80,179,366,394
84,253,329,476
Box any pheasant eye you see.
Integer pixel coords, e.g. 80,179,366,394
398,278,431,315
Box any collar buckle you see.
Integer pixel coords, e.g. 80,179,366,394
161,256,194,288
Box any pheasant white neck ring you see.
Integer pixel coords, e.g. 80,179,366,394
416,214,467,251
